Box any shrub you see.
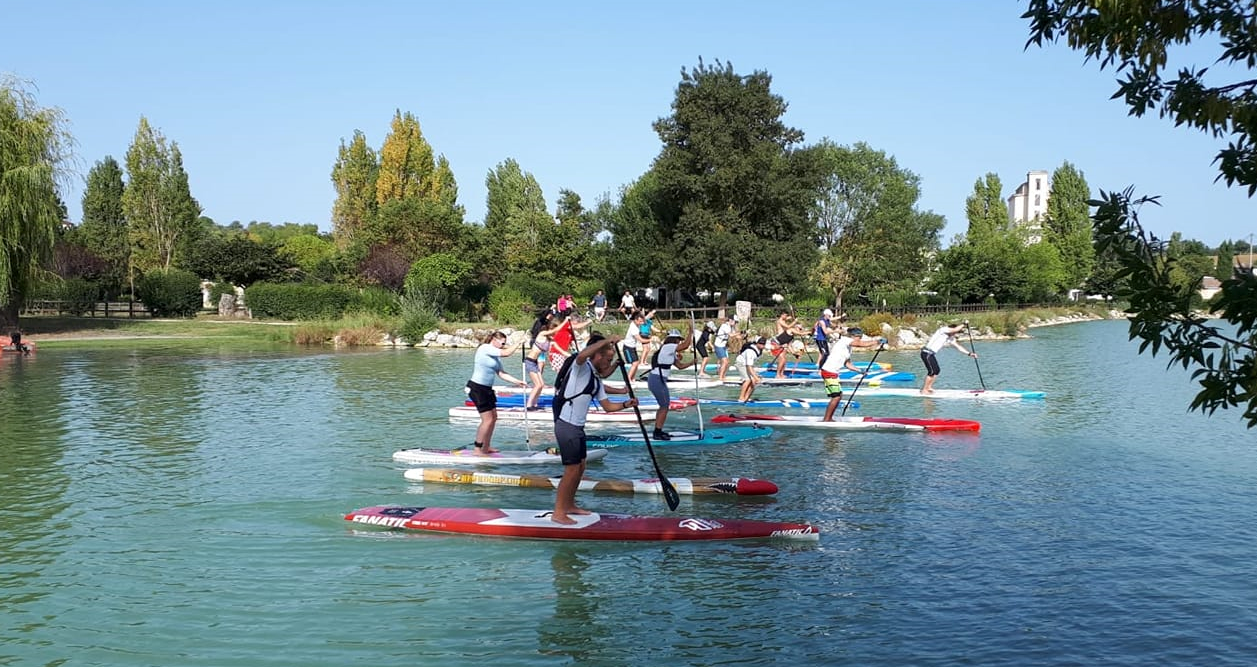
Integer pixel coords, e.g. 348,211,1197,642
58,277,100,316
486,285,532,326
858,312,898,338
136,269,202,317
501,274,563,310
352,285,401,317
398,293,441,344
245,283,357,320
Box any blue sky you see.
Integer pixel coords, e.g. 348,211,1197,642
4,1,1253,248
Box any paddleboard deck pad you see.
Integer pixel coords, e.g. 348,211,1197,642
587,425,772,447
403,468,779,495
345,505,818,541
393,447,609,466
712,413,981,432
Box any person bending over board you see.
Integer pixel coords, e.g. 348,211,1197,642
920,323,976,394
821,327,885,421
466,331,526,455
736,337,767,402
646,327,694,440
551,333,636,524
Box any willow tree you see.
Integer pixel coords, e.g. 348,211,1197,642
0,77,73,329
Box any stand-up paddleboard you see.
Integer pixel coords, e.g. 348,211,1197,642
587,425,772,447
345,505,819,542
712,413,981,432
448,405,656,423
402,468,779,495
604,377,725,391
704,361,892,373
393,447,610,466
697,397,859,410
854,387,1045,400
762,369,916,382
485,394,698,410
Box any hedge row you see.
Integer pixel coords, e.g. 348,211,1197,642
244,283,399,320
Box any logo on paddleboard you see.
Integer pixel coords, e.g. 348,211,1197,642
678,518,724,531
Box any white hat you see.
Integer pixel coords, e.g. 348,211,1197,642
666,328,681,338
706,321,716,331
822,308,833,317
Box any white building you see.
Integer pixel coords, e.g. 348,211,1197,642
1007,169,1049,243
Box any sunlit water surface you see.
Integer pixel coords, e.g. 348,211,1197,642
1,320,1254,666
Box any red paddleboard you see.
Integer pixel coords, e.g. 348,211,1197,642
345,506,818,542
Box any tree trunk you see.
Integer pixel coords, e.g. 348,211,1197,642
0,301,20,332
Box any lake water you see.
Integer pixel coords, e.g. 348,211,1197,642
2,319,1254,666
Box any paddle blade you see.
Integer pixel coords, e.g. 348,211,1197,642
662,480,681,511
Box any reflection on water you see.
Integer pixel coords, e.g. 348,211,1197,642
1,324,1256,666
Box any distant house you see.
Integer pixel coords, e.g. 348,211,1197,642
1199,276,1223,301
1006,169,1049,244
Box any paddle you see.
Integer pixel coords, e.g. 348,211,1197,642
520,341,534,449
689,311,705,436
614,344,681,511
963,320,987,390
842,337,885,417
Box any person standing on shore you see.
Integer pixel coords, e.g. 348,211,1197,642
466,331,526,454
920,323,977,394
551,333,636,524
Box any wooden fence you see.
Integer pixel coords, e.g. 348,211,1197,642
21,300,151,318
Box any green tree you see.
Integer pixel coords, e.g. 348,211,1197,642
180,235,289,286
483,158,553,280
375,110,435,205
278,233,337,280
330,130,378,247
1027,0,1257,426
122,116,201,275
0,77,73,329
645,58,825,303
1044,161,1093,290
964,173,1007,242
812,140,942,311
934,226,1064,304
78,155,129,297
1215,241,1235,278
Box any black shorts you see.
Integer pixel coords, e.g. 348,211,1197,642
695,341,710,357
466,381,497,413
921,350,941,377
554,418,588,466
623,346,640,364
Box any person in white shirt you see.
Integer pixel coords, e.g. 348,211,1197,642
621,312,650,380
714,314,737,382
920,323,976,394
618,290,636,318
820,327,884,420
735,337,767,402
551,333,636,524
646,328,694,439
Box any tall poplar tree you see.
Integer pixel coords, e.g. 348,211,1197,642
79,155,129,296
1044,161,1093,289
483,158,552,279
0,77,73,329
330,130,378,246
965,173,1007,241
122,116,201,274
375,110,434,205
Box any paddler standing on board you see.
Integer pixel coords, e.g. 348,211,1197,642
551,333,637,525
920,323,977,395
736,336,768,402
768,310,809,377
646,327,694,440
820,327,884,421
466,331,526,455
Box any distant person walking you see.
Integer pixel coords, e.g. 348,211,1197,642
920,323,977,395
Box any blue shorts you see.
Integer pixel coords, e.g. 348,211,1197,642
714,346,728,360
623,346,640,364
